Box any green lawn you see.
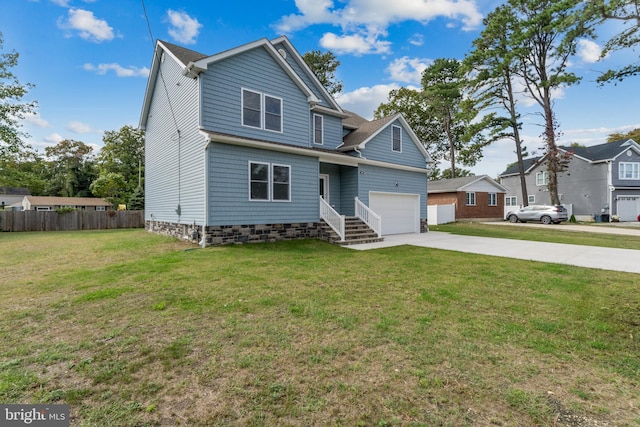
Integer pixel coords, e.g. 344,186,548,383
1,229,639,426
431,222,640,250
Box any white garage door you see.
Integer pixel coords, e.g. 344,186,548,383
369,192,420,235
617,197,640,221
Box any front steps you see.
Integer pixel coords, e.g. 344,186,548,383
322,216,384,245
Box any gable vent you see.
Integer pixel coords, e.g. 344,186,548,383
278,48,287,59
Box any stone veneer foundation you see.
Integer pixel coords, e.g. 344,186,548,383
146,219,428,246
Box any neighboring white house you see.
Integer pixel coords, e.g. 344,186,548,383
19,196,112,211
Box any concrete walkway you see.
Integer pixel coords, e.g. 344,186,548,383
347,225,640,274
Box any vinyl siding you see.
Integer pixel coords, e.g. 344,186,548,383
200,46,310,147
319,163,343,212
145,52,204,224
340,167,359,216
358,164,428,219
612,149,640,187
312,113,343,150
208,142,319,225
272,42,334,109
360,119,427,169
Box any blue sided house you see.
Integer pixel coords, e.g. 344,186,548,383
139,36,432,246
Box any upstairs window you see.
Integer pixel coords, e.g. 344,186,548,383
313,114,323,145
536,171,549,186
242,89,282,133
392,125,402,152
466,192,476,206
619,162,639,180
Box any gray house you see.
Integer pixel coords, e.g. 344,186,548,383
498,139,640,221
0,187,30,210
139,37,432,245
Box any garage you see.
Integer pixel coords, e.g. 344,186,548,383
616,196,640,221
369,192,420,235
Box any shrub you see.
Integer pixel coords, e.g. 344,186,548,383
55,207,76,214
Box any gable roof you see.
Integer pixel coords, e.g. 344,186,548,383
499,157,542,177
428,175,507,193
343,110,369,129
24,196,111,207
560,138,640,162
499,139,640,177
140,36,330,129
0,187,30,196
339,113,432,162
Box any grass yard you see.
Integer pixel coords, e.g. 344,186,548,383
430,222,640,250
1,229,639,426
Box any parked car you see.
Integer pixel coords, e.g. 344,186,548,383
506,205,568,224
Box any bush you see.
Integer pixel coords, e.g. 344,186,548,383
55,207,76,214
569,214,576,223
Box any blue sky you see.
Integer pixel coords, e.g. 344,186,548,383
3,0,639,177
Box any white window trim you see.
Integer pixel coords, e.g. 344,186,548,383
505,196,517,206
264,94,283,133
536,171,549,186
466,192,476,206
271,163,291,202
96,206,106,211
528,195,536,204
241,89,283,133
249,161,270,202
392,125,402,153
488,193,497,206
619,162,640,180
313,114,323,145
248,161,291,202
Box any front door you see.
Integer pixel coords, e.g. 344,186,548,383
319,174,329,202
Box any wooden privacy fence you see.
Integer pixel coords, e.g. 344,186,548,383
0,210,145,232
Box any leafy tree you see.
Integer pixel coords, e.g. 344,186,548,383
95,125,145,202
607,127,640,142
44,139,96,197
89,172,126,206
509,0,588,205
302,50,343,96
0,31,37,161
581,0,640,82
464,5,531,205
0,149,47,195
375,87,432,148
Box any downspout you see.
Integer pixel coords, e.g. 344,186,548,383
200,137,211,248
354,146,364,158
607,160,613,220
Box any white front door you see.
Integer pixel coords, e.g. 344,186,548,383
319,174,329,202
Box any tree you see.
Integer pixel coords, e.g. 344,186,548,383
302,50,343,96
581,0,640,82
607,127,640,142
44,139,96,197
464,5,531,205
509,0,588,205
128,185,145,210
89,172,126,206
95,125,145,203
0,31,37,161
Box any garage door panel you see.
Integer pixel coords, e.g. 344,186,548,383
617,197,640,221
370,192,419,235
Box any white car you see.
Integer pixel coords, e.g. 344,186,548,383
506,205,569,225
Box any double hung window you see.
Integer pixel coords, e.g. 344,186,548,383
242,89,282,132
249,162,290,202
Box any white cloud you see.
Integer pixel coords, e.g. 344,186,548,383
320,31,391,55
166,10,202,45
83,63,150,77
58,8,114,42
22,112,51,128
337,84,404,119
577,39,604,63
387,56,431,84
409,33,424,47
67,121,94,133
44,133,64,144
275,0,483,55
51,0,71,6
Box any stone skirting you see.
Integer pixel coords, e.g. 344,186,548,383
147,219,429,246
147,220,328,246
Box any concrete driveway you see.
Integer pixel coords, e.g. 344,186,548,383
347,226,640,274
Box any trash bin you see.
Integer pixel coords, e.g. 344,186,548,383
595,214,602,223
602,214,610,222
